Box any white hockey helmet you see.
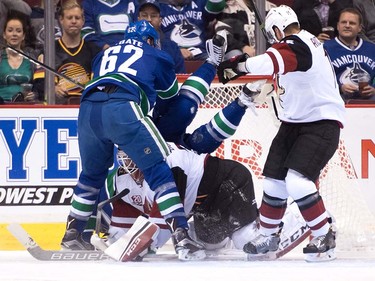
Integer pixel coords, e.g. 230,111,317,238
117,149,138,174
265,5,299,44
116,149,145,184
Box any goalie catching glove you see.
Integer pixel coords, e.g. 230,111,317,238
217,53,250,84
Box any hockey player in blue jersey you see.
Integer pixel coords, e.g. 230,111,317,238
153,69,267,154
152,28,267,154
61,20,207,260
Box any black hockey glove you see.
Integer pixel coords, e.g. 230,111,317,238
217,53,250,84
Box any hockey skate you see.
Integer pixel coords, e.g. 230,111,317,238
206,30,228,67
172,227,206,261
303,227,336,262
243,232,281,256
61,228,95,250
61,216,95,250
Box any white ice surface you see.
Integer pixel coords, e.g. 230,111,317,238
0,249,374,281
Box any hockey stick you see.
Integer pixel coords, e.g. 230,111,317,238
276,225,311,258
95,188,130,235
7,223,110,261
0,42,85,89
247,0,268,41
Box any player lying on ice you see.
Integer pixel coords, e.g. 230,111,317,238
90,145,320,262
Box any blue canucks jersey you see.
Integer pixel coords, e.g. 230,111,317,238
82,0,139,49
82,38,179,113
324,37,375,88
159,0,217,57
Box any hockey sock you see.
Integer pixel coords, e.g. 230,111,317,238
286,170,330,237
180,62,216,106
259,192,287,235
185,100,246,153
295,192,330,237
143,163,188,229
68,182,100,232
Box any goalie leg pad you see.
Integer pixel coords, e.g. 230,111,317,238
104,216,159,262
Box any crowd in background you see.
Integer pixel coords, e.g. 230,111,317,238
0,0,374,104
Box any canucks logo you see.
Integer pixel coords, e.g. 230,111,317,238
340,62,370,86
170,19,202,48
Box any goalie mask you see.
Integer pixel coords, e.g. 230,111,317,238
265,5,299,44
116,149,144,185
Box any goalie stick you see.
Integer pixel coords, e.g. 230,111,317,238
6,213,312,262
95,188,130,235
7,224,110,261
6,189,131,261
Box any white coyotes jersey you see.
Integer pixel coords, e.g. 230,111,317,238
246,29,346,126
116,144,206,215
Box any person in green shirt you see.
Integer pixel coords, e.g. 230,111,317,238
0,10,38,103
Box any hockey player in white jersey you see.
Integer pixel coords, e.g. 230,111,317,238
92,144,259,261
92,145,314,262
217,5,346,262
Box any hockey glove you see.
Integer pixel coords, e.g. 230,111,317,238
217,53,250,84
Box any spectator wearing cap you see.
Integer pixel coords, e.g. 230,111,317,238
137,0,186,73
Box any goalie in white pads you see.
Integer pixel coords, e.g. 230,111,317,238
92,144,259,261
217,5,345,262
92,145,314,262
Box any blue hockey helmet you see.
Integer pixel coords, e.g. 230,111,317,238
124,20,160,48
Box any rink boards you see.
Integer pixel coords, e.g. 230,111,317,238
0,104,374,250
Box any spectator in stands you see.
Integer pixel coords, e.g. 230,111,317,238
292,0,346,43
0,0,31,45
215,0,256,59
324,8,375,102
30,0,62,53
158,0,226,61
137,0,186,73
353,0,375,43
81,0,138,50
33,0,102,104
0,10,39,103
